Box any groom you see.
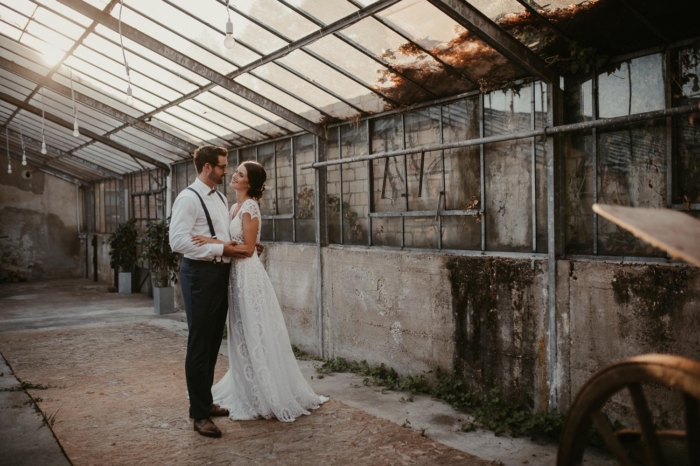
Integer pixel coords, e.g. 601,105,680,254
169,145,262,438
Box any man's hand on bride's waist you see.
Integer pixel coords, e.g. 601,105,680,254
191,235,226,246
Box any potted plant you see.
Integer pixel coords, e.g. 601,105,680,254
140,217,180,315
108,219,138,294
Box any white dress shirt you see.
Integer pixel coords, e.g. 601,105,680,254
169,178,231,263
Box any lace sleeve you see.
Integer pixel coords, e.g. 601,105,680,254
240,199,261,221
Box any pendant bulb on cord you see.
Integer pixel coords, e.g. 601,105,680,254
18,121,27,166
224,0,235,49
40,87,47,154
119,0,135,106
5,126,11,175
69,68,80,138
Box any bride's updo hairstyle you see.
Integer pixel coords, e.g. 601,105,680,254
243,161,267,200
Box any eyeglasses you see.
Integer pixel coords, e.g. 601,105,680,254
209,163,227,170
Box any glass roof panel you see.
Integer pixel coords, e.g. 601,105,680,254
0,20,22,41
34,6,86,40
31,0,93,27
73,44,183,103
342,17,472,99
281,0,357,25
94,25,210,86
145,117,202,145
115,2,237,74
194,91,278,135
179,99,256,136
24,20,76,52
0,79,31,100
165,106,232,140
305,35,388,88
234,73,321,122
1,0,36,19
0,69,35,92
51,69,144,119
254,62,344,113
78,143,145,171
154,111,226,144
81,33,198,95
0,4,31,31
0,37,51,75
167,0,292,57
375,0,527,85
234,0,317,41
108,133,176,164
62,56,165,110
209,86,302,133
14,114,74,151
117,126,189,159
19,30,73,68
32,88,123,128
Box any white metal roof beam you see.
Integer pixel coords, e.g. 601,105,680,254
57,0,325,138
0,91,169,171
427,0,557,84
0,57,198,155
2,0,120,129
5,128,123,179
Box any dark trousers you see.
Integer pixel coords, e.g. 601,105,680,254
180,258,230,420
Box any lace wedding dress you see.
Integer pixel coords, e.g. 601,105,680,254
212,199,328,422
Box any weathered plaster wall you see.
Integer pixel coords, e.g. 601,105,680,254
558,259,700,424
0,169,80,282
321,247,455,376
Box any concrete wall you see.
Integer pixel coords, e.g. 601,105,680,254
0,169,80,282
257,244,700,419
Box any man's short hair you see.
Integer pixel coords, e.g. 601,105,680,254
193,145,228,174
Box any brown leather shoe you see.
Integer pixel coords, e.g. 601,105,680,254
210,403,229,417
193,418,221,438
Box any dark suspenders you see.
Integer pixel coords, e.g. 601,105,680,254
186,187,226,239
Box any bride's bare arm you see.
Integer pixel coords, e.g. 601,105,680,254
222,213,259,258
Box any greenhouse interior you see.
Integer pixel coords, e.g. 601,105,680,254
1,0,699,464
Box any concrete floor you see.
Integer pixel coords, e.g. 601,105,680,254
0,279,614,466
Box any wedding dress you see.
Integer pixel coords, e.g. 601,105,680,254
212,199,328,422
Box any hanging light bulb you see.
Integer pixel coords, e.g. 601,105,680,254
5,126,11,175
118,0,135,106
40,87,47,154
18,122,27,166
126,84,134,106
224,0,235,49
73,114,80,138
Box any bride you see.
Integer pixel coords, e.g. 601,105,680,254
193,161,328,423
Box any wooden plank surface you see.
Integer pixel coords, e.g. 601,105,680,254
593,204,700,267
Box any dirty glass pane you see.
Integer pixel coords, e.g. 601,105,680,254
240,147,256,163
275,219,294,242
260,219,273,242
234,73,322,123
371,115,405,213
407,150,441,212
175,162,188,196
443,98,479,211
674,48,700,206
257,142,275,216
0,4,30,31
405,107,440,148
597,120,667,256
598,54,665,119
404,217,437,249
371,217,401,248
484,88,532,252
276,139,293,215
210,87,303,134
340,124,369,245
441,215,480,250
326,131,341,244
294,134,316,244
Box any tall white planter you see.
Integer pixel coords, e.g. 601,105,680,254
118,272,132,294
154,286,174,315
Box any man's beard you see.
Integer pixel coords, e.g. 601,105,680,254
208,172,223,184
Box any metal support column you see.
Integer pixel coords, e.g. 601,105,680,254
314,135,328,359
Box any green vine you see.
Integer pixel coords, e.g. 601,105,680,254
546,41,608,77
295,187,315,219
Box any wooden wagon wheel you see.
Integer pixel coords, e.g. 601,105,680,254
557,354,700,466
